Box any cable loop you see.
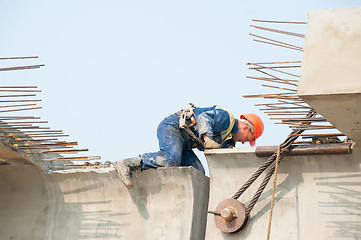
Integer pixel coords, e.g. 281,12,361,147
231,110,317,216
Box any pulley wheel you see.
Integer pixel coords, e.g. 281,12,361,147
213,198,247,233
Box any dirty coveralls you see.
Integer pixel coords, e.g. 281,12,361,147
140,105,239,174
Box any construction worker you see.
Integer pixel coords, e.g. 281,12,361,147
114,104,264,188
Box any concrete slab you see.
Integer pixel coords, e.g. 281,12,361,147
298,6,361,144
0,153,210,240
205,147,361,239
299,6,361,95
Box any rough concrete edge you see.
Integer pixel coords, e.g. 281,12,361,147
189,166,210,240
298,91,361,98
52,167,115,174
0,142,36,166
205,148,255,155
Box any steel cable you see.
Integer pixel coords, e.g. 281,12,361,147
231,110,317,215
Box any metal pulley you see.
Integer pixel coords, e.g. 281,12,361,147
208,199,249,233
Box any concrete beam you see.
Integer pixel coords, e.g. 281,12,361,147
0,159,209,239
298,7,361,144
205,147,361,239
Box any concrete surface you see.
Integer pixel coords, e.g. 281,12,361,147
2,141,360,240
298,6,361,144
0,143,210,240
204,147,361,240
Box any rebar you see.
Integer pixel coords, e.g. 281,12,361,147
0,89,41,92
252,19,307,24
40,148,89,154
261,84,297,92
0,116,40,119
250,25,305,38
0,103,37,109
0,107,42,113
246,76,298,87
250,33,303,50
0,56,38,60
247,61,301,65
255,101,305,106
0,100,41,103
0,94,36,98
0,86,38,88
43,156,101,161
254,39,303,52
248,63,300,78
9,134,69,138
250,65,301,70
0,64,45,72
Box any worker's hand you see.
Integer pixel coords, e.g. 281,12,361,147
204,137,221,149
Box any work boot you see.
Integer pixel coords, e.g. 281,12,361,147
113,156,141,189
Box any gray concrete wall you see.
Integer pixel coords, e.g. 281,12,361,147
298,6,361,96
0,144,210,240
3,142,360,240
298,6,361,144
204,147,361,240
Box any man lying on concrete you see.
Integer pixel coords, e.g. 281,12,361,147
114,104,264,188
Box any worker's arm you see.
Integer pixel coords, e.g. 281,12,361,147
202,134,221,149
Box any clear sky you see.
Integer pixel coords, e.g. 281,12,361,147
0,0,359,173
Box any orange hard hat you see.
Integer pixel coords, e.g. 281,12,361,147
240,113,264,146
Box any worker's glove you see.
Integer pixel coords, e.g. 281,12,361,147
204,138,221,149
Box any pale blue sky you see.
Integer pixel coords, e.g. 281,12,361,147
0,1,359,172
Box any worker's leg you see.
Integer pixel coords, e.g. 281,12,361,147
180,150,205,174
141,113,184,170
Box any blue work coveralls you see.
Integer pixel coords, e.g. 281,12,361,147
140,105,239,174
